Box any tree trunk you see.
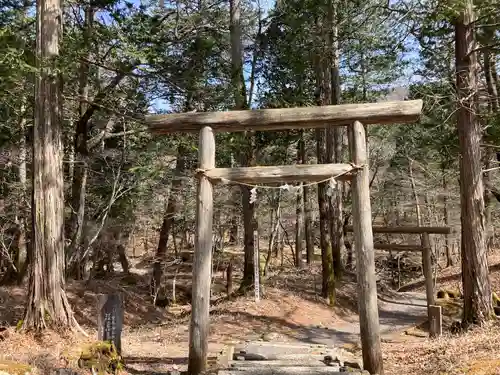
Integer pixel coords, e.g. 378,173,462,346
228,152,240,247
314,14,335,305
229,0,256,291
264,190,281,275
228,216,238,245
316,128,335,304
117,244,129,274
151,145,187,297
328,0,343,280
409,159,422,226
492,54,499,92
18,101,29,278
240,184,257,290
344,215,353,269
455,0,493,326
66,6,94,279
23,0,76,330
300,134,314,265
295,132,305,269
483,49,499,251
3,104,30,284
442,166,453,267
303,183,315,265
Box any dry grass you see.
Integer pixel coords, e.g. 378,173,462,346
1,249,500,374
0,251,358,374
384,322,500,374
400,254,500,295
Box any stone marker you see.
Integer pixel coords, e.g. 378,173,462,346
97,293,124,354
429,304,442,338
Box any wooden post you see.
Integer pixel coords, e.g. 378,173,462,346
188,126,215,375
348,120,384,375
218,345,235,367
97,293,124,355
253,230,260,303
429,304,442,338
422,232,435,311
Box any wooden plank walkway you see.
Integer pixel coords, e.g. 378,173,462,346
217,341,368,375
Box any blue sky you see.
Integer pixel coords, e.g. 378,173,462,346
148,0,275,113
147,0,422,113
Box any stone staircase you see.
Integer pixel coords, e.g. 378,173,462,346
217,341,369,375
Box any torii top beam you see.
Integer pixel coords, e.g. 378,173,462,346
146,99,423,134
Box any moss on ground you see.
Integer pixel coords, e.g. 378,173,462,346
464,359,500,374
0,360,32,375
78,341,123,375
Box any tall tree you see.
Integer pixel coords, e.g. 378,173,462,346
151,143,187,298
327,0,343,280
66,5,94,278
454,0,493,326
295,131,305,268
229,0,257,290
314,3,335,304
23,0,77,330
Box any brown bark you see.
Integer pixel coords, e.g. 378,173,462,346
316,128,335,304
442,167,453,267
228,216,238,245
226,260,233,295
2,104,29,285
229,0,256,291
66,6,94,279
151,145,187,297
315,13,335,304
328,0,343,280
23,0,76,330
240,181,257,289
117,244,130,274
483,49,499,251
17,103,29,282
344,215,353,269
492,54,499,92
264,191,281,275
409,159,422,226
295,132,305,269
303,159,315,265
455,0,493,326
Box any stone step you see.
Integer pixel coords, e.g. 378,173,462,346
233,352,337,361
229,359,332,368
236,341,329,350
234,342,333,357
218,367,367,375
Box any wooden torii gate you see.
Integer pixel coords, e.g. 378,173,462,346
146,99,423,375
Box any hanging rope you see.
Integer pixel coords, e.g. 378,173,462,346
194,163,365,204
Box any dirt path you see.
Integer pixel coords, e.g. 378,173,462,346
329,291,428,345
254,291,429,348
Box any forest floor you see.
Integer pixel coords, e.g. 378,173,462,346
1,249,500,375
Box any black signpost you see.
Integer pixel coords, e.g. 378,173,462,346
97,293,124,354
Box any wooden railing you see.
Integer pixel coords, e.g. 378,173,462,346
346,225,453,320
